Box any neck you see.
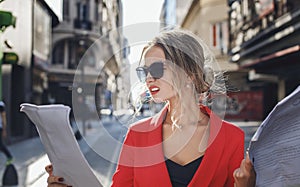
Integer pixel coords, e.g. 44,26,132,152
164,101,206,129
165,100,180,122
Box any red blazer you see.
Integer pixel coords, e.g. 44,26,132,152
111,105,244,187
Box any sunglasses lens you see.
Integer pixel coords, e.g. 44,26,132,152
136,67,147,82
136,62,164,82
149,62,163,79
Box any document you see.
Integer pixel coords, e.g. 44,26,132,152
20,103,102,187
249,85,300,187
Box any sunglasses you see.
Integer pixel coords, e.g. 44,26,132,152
136,62,164,82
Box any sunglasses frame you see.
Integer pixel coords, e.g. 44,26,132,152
136,61,164,82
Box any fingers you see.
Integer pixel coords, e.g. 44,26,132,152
239,153,253,174
45,164,53,175
233,152,256,187
45,164,73,187
233,164,244,179
234,159,251,179
47,176,65,183
245,152,252,166
47,182,72,187
47,176,72,187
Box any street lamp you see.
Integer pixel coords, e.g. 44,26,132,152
78,39,87,136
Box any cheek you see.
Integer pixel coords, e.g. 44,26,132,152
166,83,176,95
157,81,177,99
152,86,176,103
162,75,176,93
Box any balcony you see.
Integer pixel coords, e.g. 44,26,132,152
74,19,92,30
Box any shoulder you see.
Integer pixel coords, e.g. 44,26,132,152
221,120,244,140
202,105,244,139
128,116,154,133
222,121,244,134
125,116,160,141
124,114,163,147
128,105,168,133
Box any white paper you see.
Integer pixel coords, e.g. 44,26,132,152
249,85,300,187
20,103,102,187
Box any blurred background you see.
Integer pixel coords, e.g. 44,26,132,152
0,0,299,186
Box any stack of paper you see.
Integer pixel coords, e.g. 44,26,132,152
249,86,300,187
20,103,102,187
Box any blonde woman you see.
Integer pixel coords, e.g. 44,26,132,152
46,29,255,187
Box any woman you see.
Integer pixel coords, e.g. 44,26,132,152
46,29,254,187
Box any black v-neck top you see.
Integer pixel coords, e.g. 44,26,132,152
165,156,203,187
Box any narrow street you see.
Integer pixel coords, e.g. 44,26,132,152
0,114,260,187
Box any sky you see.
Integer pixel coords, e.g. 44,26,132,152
121,0,164,64
46,0,164,26
45,0,63,20
121,0,164,26
48,0,164,63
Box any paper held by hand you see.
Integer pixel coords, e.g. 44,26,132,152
20,103,102,187
249,85,300,187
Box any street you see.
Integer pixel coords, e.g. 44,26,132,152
0,115,260,187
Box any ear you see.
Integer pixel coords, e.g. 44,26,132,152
187,74,195,84
185,75,195,89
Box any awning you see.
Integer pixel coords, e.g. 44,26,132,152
241,45,300,77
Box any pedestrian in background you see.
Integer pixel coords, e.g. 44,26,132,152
45,29,255,186
0,101,13,164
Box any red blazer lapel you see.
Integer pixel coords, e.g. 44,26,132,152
149,104,169,127
136,104,173,186
189,107,226,186
150,104,173,186
146,105,227,187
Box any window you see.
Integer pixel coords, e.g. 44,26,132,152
95,0,102,21
52,43,64,66
76,0,90,21
210,21,229,54
63,0,70,21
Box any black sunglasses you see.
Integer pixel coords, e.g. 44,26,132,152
136,62,164,82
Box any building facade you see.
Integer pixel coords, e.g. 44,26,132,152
178,0,300,120
1,0,128,142
180,0,238,72
0,0,59,142
163,0,263,121
228,0,300,115
47,0,127,126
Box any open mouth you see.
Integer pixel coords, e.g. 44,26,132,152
149,85,160,95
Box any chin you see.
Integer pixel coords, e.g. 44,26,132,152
152,97,165,103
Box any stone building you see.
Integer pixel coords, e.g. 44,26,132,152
0,0,59,141
44,0,126,125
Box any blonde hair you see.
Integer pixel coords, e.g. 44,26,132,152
132,29,226,125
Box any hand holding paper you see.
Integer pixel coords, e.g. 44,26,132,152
20,103,102,187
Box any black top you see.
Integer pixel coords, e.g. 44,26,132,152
165,156,203,187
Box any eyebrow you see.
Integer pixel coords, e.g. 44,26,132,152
144,61,166,66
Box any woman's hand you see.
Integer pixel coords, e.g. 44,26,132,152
45,164,72,187
233,152,256,187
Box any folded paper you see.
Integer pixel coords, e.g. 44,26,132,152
249,85,300,187
20,103,102,187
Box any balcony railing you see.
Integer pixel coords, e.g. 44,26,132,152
74,19,92,30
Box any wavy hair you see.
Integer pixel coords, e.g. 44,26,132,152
131,29,227,127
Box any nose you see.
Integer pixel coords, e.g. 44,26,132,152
146,72,154,83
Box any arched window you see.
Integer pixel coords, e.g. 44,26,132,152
52,38,96,69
